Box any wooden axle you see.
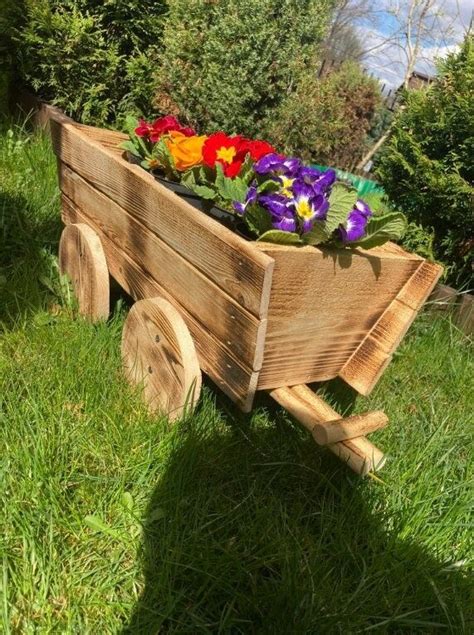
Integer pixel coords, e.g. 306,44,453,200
269,385,386,476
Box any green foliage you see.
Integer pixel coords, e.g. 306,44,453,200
257,229,302,244
376,36,474,288
154,0,334,137
14,0,167,125
326,183,358,233
351,212,407,249
266,61,383,166
401,221,437,262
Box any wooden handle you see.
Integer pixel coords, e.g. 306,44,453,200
313,411,388,445
269,385,386,476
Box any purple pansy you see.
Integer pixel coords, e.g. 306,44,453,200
354,199,373,218
339,209,368,242
272,208,297,232
254,153,301,177
259,192,297,232
292,181,329,232
233,183,258,215
297,166,336,195
298,166,323,185
259,192,292,217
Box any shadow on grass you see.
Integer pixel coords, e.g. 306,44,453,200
0,189,62,325
123,393,471,633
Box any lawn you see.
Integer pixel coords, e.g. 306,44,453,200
1,121,472,633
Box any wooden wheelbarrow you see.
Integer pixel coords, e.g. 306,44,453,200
50,115,442,476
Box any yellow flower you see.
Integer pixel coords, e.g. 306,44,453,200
165,131,207,171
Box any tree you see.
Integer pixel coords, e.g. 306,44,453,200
153,0,334,137
376,35,474,287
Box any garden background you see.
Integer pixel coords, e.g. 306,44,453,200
0,1,473,632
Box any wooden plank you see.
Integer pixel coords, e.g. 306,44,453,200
256,245,421,389
50,120,274,319
59,165,266,371
61,196,259,412
339,260,443,395
269,385,386,475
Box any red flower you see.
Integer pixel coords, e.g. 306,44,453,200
202,132,246,178
135,118,153,138
135,115,196,142
239,138,275,161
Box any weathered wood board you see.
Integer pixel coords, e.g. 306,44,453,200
255,243,441,394
51,118,442,410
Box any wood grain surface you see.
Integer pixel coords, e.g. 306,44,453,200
61,196,259,411
59,165,267,371
270,384,386,475
256,243,423,390
51,120,274,319
122,297,201,420
58,223,109,321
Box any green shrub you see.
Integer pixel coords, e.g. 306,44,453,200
266,61,383,165
14,0,167,125
376,36,474,288
154,0,334,137
0,0,22,113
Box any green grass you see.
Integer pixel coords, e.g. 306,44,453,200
1,122,473,633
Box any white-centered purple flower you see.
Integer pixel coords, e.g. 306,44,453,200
297,166,336,195
354,199,373,218
254,153,301,177
292,181,329,232
339,209,369,242
233,183,258,215
259,193,297,232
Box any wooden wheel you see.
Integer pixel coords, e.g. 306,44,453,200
59,223,109,321
121,297,202,420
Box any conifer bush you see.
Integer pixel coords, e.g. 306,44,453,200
377,36,474,287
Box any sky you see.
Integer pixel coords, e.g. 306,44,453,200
355,0,472,88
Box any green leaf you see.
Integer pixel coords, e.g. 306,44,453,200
244,204,273,235
84,515,121,539
181,169,216,199
326,184,358,234
257,179,280,194
239,153,256,183
303,221,329,245
154,138,176,176
189,183,217,200
257,230,303,245
352,212,408,249
214,163,248,202
119,140,141,157
122,114,139,136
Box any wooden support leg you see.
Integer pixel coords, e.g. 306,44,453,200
269,384,386,476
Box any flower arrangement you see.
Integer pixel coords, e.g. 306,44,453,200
121,115,406,249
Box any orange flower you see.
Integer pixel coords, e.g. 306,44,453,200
165,131,207,171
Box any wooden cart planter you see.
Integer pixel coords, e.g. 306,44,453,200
50,115,442,476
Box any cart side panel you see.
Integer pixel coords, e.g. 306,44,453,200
61,195,260,411
50,119,274,320
51,120,275,412
256,243,429,390
59,164,267,371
